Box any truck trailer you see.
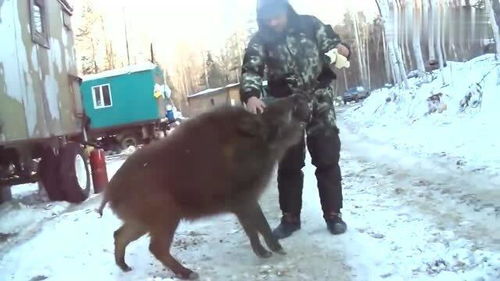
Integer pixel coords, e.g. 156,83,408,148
0,0,90,203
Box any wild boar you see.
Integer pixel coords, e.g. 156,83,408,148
97,94,311,279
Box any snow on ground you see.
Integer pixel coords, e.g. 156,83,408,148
343,54,500,185
338,125,500,281
1,132,499,280
1,55,500,280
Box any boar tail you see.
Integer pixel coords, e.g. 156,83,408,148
96,194,108,218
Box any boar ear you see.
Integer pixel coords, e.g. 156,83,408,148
237,115,264,137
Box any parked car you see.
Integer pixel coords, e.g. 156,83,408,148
342,86,370,104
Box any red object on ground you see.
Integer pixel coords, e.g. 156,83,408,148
89,149,108,193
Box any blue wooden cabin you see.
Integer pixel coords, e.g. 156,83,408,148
80,63,169,131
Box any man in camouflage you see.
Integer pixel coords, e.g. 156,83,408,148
240,0,350,238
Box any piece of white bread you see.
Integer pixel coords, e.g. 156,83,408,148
326,49,351,69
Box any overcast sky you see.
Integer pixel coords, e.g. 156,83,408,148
73,0,378,72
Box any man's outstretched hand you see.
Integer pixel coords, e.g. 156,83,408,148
336,44,350,58
246,96,266,114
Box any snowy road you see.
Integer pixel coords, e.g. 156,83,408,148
0,113,499,281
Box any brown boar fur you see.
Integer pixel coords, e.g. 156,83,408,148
97,94,310,279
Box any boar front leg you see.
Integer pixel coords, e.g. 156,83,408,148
251,203,286,255
234,202,273,258
148,218,199,280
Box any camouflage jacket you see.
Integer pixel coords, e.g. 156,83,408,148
240,8,343,103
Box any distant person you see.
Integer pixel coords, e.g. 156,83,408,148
240,0,351,238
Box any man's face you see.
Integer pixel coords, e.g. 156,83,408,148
264,12,288,33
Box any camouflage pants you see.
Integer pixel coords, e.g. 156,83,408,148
306,85,337,136
277,84,343,218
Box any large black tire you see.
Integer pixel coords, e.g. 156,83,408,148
38,147,65,201
59,143,91,203
0,186,12,204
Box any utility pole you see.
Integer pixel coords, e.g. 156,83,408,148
150,43,155,63
123,6,130,66
202,51,210,89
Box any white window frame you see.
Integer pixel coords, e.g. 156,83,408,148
91,84,113,109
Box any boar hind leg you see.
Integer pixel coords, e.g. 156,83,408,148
114,223,147,272
149,219,198,280
234,203,272,258
252,203,285,255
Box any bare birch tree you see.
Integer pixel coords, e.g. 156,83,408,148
493,0,500,28
411,0,426,77
377,0,409,88
426,0,437,61
486,0,500,59
353,10,368,87
402,0,413,71
392,0,410,88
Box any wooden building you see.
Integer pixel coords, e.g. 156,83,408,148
187,83,241,116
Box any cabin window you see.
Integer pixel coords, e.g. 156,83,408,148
29,0,49,48
92,84,113,109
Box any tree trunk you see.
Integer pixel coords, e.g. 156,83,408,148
440,5,448,62
381,29,393,83
392,0,409,88
486,0,500,59
403,1,413,71
411,0,426,76
385,0,402,85
428,0,436,61
377,0,409,89
449,1,458,60
493,0,500,28
422,0,429,60
366,29,372,89
377,0,401,84
433,0,446,85
353,11,367,87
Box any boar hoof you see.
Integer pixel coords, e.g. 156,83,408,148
176,271,199,280
267,241,285,254
274,248,286,255
118,263,132,272
256,249,273,258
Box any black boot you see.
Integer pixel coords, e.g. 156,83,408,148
325,213,347,235
272,214,301,239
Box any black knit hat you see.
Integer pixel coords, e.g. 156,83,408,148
257,0,289,20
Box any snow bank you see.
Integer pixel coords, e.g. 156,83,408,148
344,54,500,180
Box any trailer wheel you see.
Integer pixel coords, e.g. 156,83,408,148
120,135,139,150
59,143,91,203
38,147,66,201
